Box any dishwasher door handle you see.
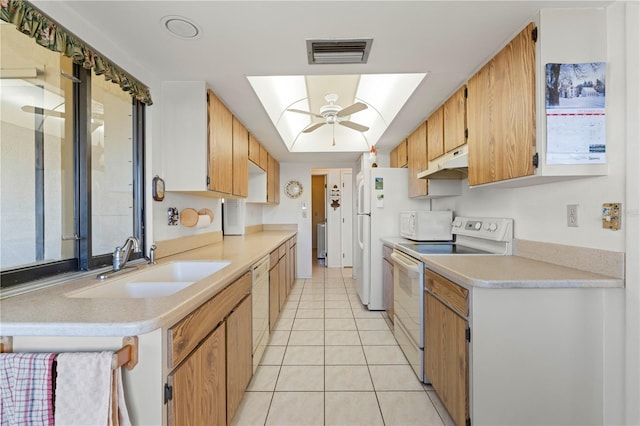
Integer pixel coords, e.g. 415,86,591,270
391,251,421,273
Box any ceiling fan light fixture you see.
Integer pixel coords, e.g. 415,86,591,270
306,39,373,64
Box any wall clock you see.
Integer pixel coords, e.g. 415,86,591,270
152,175,165,201
285,180,303,198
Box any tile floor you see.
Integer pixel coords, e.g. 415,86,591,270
231,260,454,426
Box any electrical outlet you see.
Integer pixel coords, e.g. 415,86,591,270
567,204,579,227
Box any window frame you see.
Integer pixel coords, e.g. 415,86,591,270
0,64,146,288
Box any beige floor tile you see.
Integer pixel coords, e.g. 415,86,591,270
295,308,324,318
325,392,384,426
275,365,324,391
325,293,349,301
265,391,324,426
325,308,354,318
324,345,367,365
325,330,361,346
325,318,357,331
325,287,347,294
369,365,425,391
356,317,392,331
427,390,456,426
282,345,324,365
359,330,398,345
230,391,273,426
267,330,290,346
288,330,324,345
247,365,280,391
281,300,299,311
325,300,351,309
325,365,374,391
298,300,324,309
377,391,444,426
260,345,286,365
300,293,325,301
278,309,296,319
363,345,408,365
292,318,324,330
272,317,294,331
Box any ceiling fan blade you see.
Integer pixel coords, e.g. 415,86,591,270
337,102,367,117
287,108,323,118
302,122,327,133
339,120,369,132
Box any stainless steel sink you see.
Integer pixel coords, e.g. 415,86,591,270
68,260,231,299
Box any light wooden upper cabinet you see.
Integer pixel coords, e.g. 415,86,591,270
427,106,444,161
467,23,536,186
443,85,467,153
267,153,280,204
232,117,248,197
397,139,408,168
248,133,261,167
208,90,234,194
390,145,399,168
407,122,428,197
391,140,408,168
259,144,268,171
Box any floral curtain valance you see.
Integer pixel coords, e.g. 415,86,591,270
1,0,153,105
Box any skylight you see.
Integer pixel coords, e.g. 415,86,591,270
247,73,428,153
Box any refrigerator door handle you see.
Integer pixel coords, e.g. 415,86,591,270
357,214,365,250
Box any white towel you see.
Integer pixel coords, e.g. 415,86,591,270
54,352,130,426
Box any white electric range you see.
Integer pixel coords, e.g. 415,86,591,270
391,217,513,382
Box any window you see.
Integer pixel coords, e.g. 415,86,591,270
0,21,146,288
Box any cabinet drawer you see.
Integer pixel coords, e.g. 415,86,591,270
168,271,251,369
424,269,469,317
269,250,279,269
278,243,286,259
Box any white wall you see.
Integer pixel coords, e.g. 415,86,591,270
263,162,354,278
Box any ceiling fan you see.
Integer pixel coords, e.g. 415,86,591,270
287,93,369,134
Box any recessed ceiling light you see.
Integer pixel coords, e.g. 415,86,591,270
161,15,201,39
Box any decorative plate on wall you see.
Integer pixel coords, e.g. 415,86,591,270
285,180,304,198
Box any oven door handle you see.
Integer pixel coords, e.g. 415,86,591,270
391,251,421,273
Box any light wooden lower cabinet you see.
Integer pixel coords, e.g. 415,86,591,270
226,294,253,423
269,258,280,330
168,322,226,426
425,291,469,426
167,271,252,426
424,269,469,426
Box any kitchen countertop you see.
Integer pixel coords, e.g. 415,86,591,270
0,230,295,337
381,237,623,290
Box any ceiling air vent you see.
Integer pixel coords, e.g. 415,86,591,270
306,38,373,65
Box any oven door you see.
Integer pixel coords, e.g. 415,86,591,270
391,249,425,382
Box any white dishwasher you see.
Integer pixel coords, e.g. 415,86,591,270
252,255,270,373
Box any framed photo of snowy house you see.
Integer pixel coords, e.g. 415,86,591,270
545,62,606,165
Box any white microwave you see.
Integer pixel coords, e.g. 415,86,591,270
400,210,453,241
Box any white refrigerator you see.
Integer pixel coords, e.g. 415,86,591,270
355,167,425,310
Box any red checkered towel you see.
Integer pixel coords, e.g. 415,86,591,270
0,352,56,426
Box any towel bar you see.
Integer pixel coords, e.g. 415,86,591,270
0,335,138,371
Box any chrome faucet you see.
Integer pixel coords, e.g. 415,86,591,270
113,236,140,271
97,236,141,280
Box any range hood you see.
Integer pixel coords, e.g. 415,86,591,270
417,144,468,179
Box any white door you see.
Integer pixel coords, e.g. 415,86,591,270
341,171,353,267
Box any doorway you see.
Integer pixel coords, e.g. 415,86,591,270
311,175,326,265
311,169,353,268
